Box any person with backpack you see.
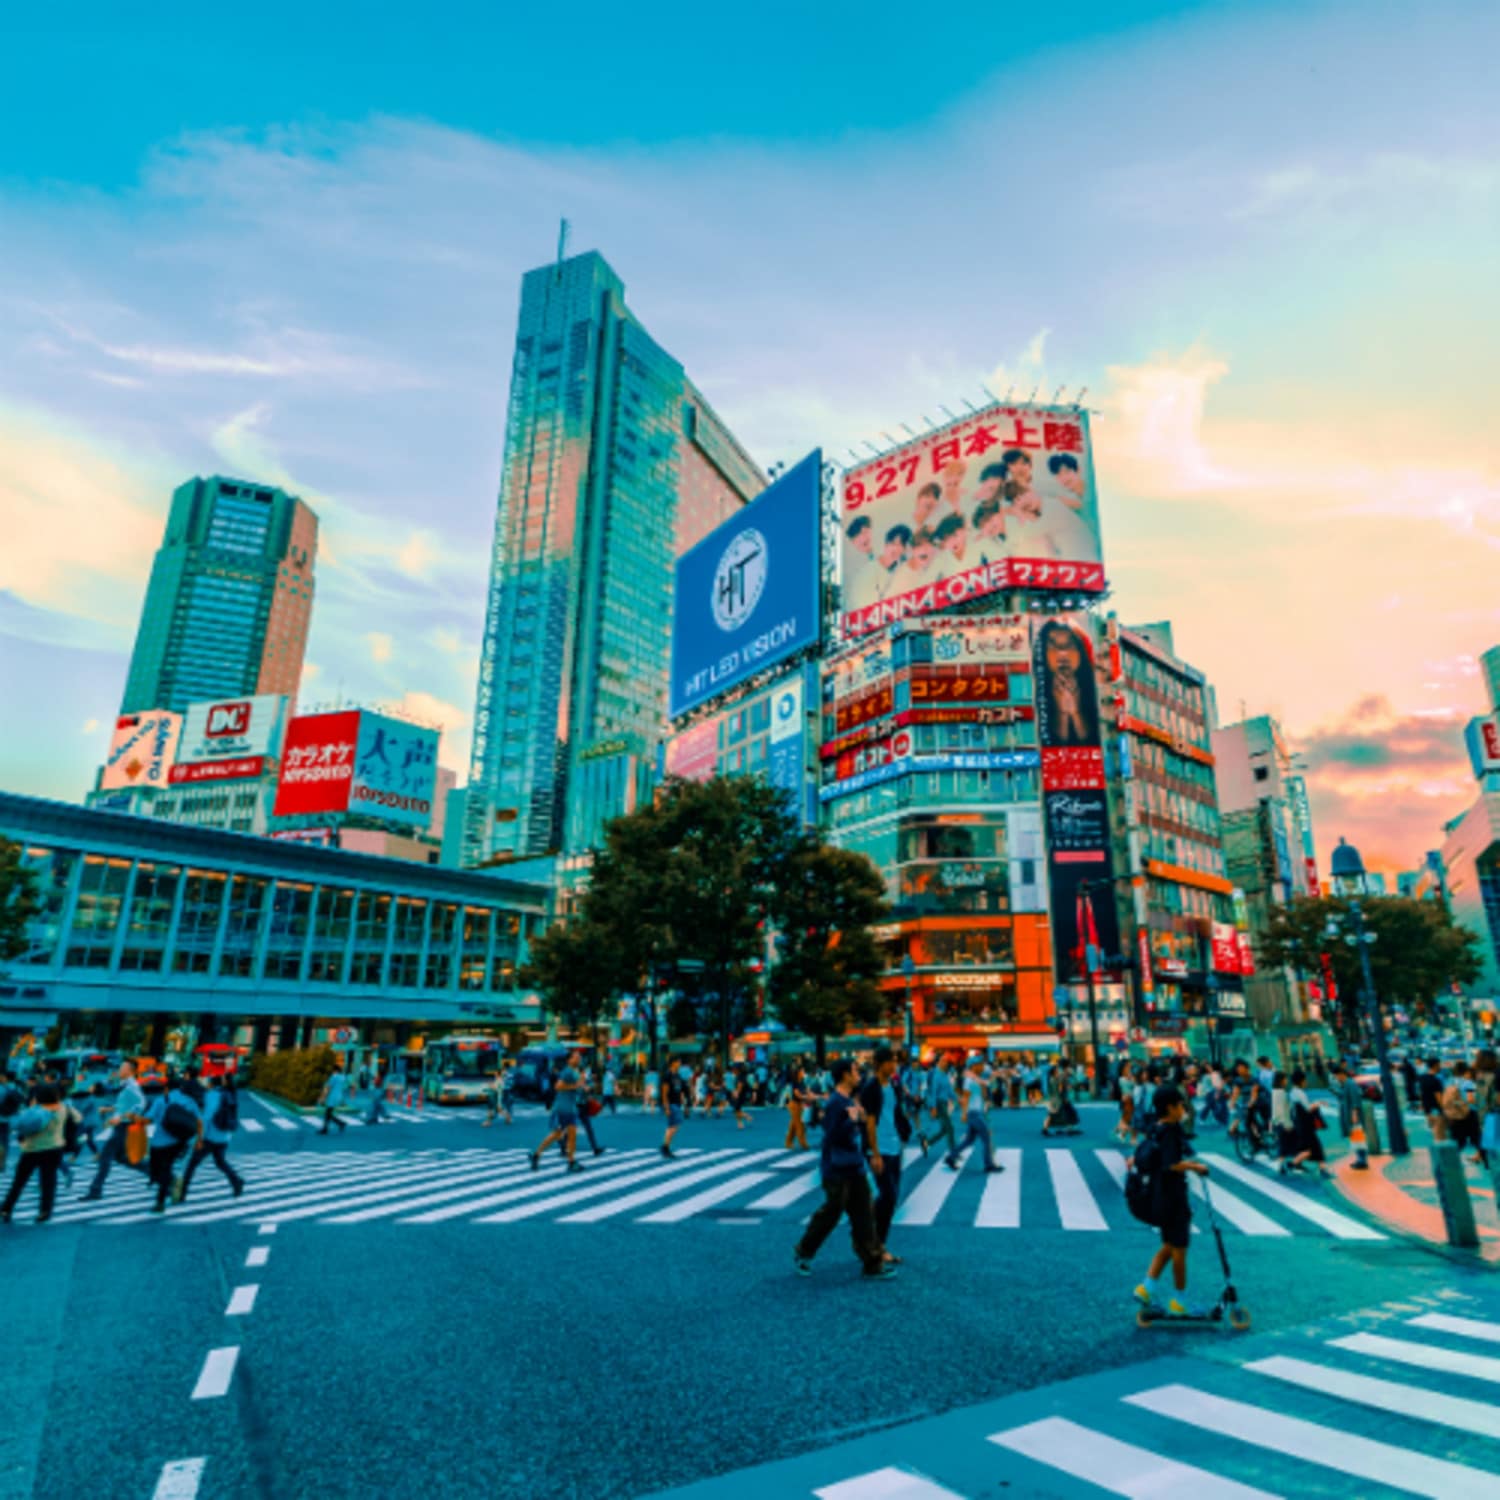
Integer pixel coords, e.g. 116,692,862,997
178,1075,245,1202
1130,1083,1210,1317
2,1083,80,1224
145,1074,203,1213
0,1068,23,1177
1441,1061,1479,1158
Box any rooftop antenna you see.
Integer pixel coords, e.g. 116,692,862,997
556,218,570,264
900,423,918,438
980,383,1000,404
921,415,938,431
1052,384,1066,404
960,396,980,413
939,405,959,422
1074,386,1088,408
1003,385,1016,402
1028,384,1040,403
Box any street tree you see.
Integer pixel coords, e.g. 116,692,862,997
1257,895,1482,1035
0,837,40,966
520,916,624,1057
769,841,890,1063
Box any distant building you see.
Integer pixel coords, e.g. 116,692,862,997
121,477,317,715
463,249,763,870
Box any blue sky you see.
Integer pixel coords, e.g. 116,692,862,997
2,0,1498,867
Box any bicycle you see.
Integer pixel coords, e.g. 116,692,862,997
1230,1113,1276,1165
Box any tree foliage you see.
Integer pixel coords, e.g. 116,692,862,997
1257,895,1482,1022
0,838,41,966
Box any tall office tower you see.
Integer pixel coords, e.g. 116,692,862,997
120,477,318,714
463,250,763,868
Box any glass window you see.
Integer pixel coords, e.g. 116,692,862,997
17,846,77,966
350,892,391,986
308,888,355,984
264,882,313,982
174,870,227,975
425,902,458,989
917,926,1015,967
219,874,269,979
389,896,427,988
65,855,131,968
460,906,492,991
119,862,181,973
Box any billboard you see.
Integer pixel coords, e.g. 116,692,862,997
841,405,1105,637
273,711,360,817
1466,714,1500,778
1032,614,1121,982
100,710,182,791
170,694,287,784
903,613,1031,665
349,712,440,829
665,716,721,784
670,450,823,717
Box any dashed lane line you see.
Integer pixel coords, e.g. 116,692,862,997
151,1457,208,1500
226,1284,259,1316
246,1246,270,1267
190,1346,239,1400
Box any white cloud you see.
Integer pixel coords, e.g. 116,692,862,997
396,529,441,581
81,717,99,734
392,689,471,773
367,631,394,664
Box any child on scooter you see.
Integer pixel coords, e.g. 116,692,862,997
1134,1084,1211,1318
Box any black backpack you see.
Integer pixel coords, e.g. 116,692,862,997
1124,1130,1164,1226
162,1100,198,1142
63,1108,80,1152
216,1089,240,1133
0,1085,20,1119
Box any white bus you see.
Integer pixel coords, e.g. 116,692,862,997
421,1036,505,1105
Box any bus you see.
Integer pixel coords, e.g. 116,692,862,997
193,1043,246,1080
37,1049,121,1095
422,1035,506,1105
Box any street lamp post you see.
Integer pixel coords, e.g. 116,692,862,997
1329,837,1409,1158
901,954,916,1054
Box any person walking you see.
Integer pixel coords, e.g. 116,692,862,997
80,1058,149,1201
601,1063,618,1116
946,1056,1002,1174
179,1075,245,1202
730,1067,753,1130
921,1058,958,1158
859,1048,910,1263
0,1068,25,1177
784,1066,812,1150
1,1083,77,1224
661,1061,687,1158
365,1068,391,1125
793,1058,894,1281
318,1062,351,1135
529,1050,584,1173
575,1060,605,1157
145,1075,203,1213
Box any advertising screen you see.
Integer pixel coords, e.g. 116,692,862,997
171,694,287,784
841,405,1104,637
1466,714,1500,778
670,449,823,718
349,712,440,829
665,716,721,784
273,711,361,817
100,710,182,791
1031,614,1121,981
905,613,1031,665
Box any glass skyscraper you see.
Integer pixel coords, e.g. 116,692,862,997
463,250,763,868
120,476,318,714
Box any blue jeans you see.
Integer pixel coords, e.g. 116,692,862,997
365,1092,387,1124
949,1111,993,1170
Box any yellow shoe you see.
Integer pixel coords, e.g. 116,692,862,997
1134,1284,1159,1308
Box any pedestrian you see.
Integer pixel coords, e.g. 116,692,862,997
601,1063,618,1115
73,1084,105,1158
365,1069,391,1125
575,1061,605,1157
1,1083,79,1225
1041,1063,1079,1137
1441,1062,1480,1158
1132,1084,1211,1317
1473,1049,1497,1168
1115,1062,1137,1142
784,1066,812,1150
179,1075,245,1201
644,1066,659,1114
661,1061,687,1158
146,1075,203,1213
921,1057,957,1157
793,1058,894,1281
1332,1061,1366,1152
0,1068,24,1177
318,1061,351,1135
731,1067,753,1130
529,1050,584,1173
945,1056,1002,1175
80,1058,149,1201
1417,1057,1445,1140
858,1047,910,1264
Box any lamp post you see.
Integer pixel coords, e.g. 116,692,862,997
1328,837,1409,1157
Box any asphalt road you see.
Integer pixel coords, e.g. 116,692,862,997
0,1094,1480,1500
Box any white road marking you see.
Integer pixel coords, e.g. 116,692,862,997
190,1346,239,1400
560,1150,788,1223
1409,1312,1500,1344
1197,1154,1385,1239
269,1118,299,1132
246,1246,270,1267
225,1284,259,1316
1125,1381,1494,1499
974,1150,1022,1227
893,1151,971,1226
1247,1353,1500,1440
1332,1332,1500,1385
814,1466,970,1499
989,1415,1277,1498
258,1224,277,1236
151,1457,207,1500
1188,1172,1291,1237
1045,1149,1107,1230
746,1169,821,1212
240,1119,265,1133
637,1171,774,1222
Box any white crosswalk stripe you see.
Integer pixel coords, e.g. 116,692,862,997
240,1120,266,1134
34,1139,1392,1236
1197,1154,1385,1239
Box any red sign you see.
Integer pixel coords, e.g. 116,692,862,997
206,701,251,738
1235,931,1257,976
273,711,360,817
1304,857,1321,898
1041,746,1106,791
1211,921,1240,974
909,669,1012,703
833,730,912,781
896,705,1034,728
832,685,893,735
1137,927,1154,995
169,756,267,785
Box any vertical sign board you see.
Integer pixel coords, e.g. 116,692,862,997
273,711,362,817
349,712,440,830
100,710,183,790
1033,615,1120,982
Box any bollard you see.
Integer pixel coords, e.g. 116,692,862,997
1430,1141,1479,1249
1360,1100,1382,1157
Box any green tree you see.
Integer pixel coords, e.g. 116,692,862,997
1258,895,1482,1033
0,837,41,966
520,916,623,1053
769,841,891,1063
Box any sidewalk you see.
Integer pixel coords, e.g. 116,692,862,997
1328,1117,1500,1263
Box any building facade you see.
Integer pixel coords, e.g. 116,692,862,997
121,477,317,715
0,793,550,1053
463,250,763,869
1105,619,1247,1058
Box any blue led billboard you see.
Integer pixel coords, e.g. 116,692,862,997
670,450,823,718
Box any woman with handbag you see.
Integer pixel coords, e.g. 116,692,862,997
1282,1068,1331,1178
1,1083,79,1224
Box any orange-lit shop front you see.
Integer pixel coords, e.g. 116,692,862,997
873,913,1060,1057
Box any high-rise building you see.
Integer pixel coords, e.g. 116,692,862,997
464,250,763,868
121,477,318,715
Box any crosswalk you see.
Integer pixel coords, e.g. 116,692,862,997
32,1140,1388,1238
646,1296,1500,1497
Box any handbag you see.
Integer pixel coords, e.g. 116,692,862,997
125,1120,149,1165
583,1098,603,1118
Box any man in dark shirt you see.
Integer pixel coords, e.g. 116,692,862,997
1133,1084,1209,1317
794,1059,893,1281
1417,1057,1445,1137
661,1066,686,1159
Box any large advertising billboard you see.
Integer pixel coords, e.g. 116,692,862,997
273,711,360,817
100,710,182,791
170,694,287,785
349,711,440,829
670,450,822,718
1032,614,1121,982
841,405,1104,637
